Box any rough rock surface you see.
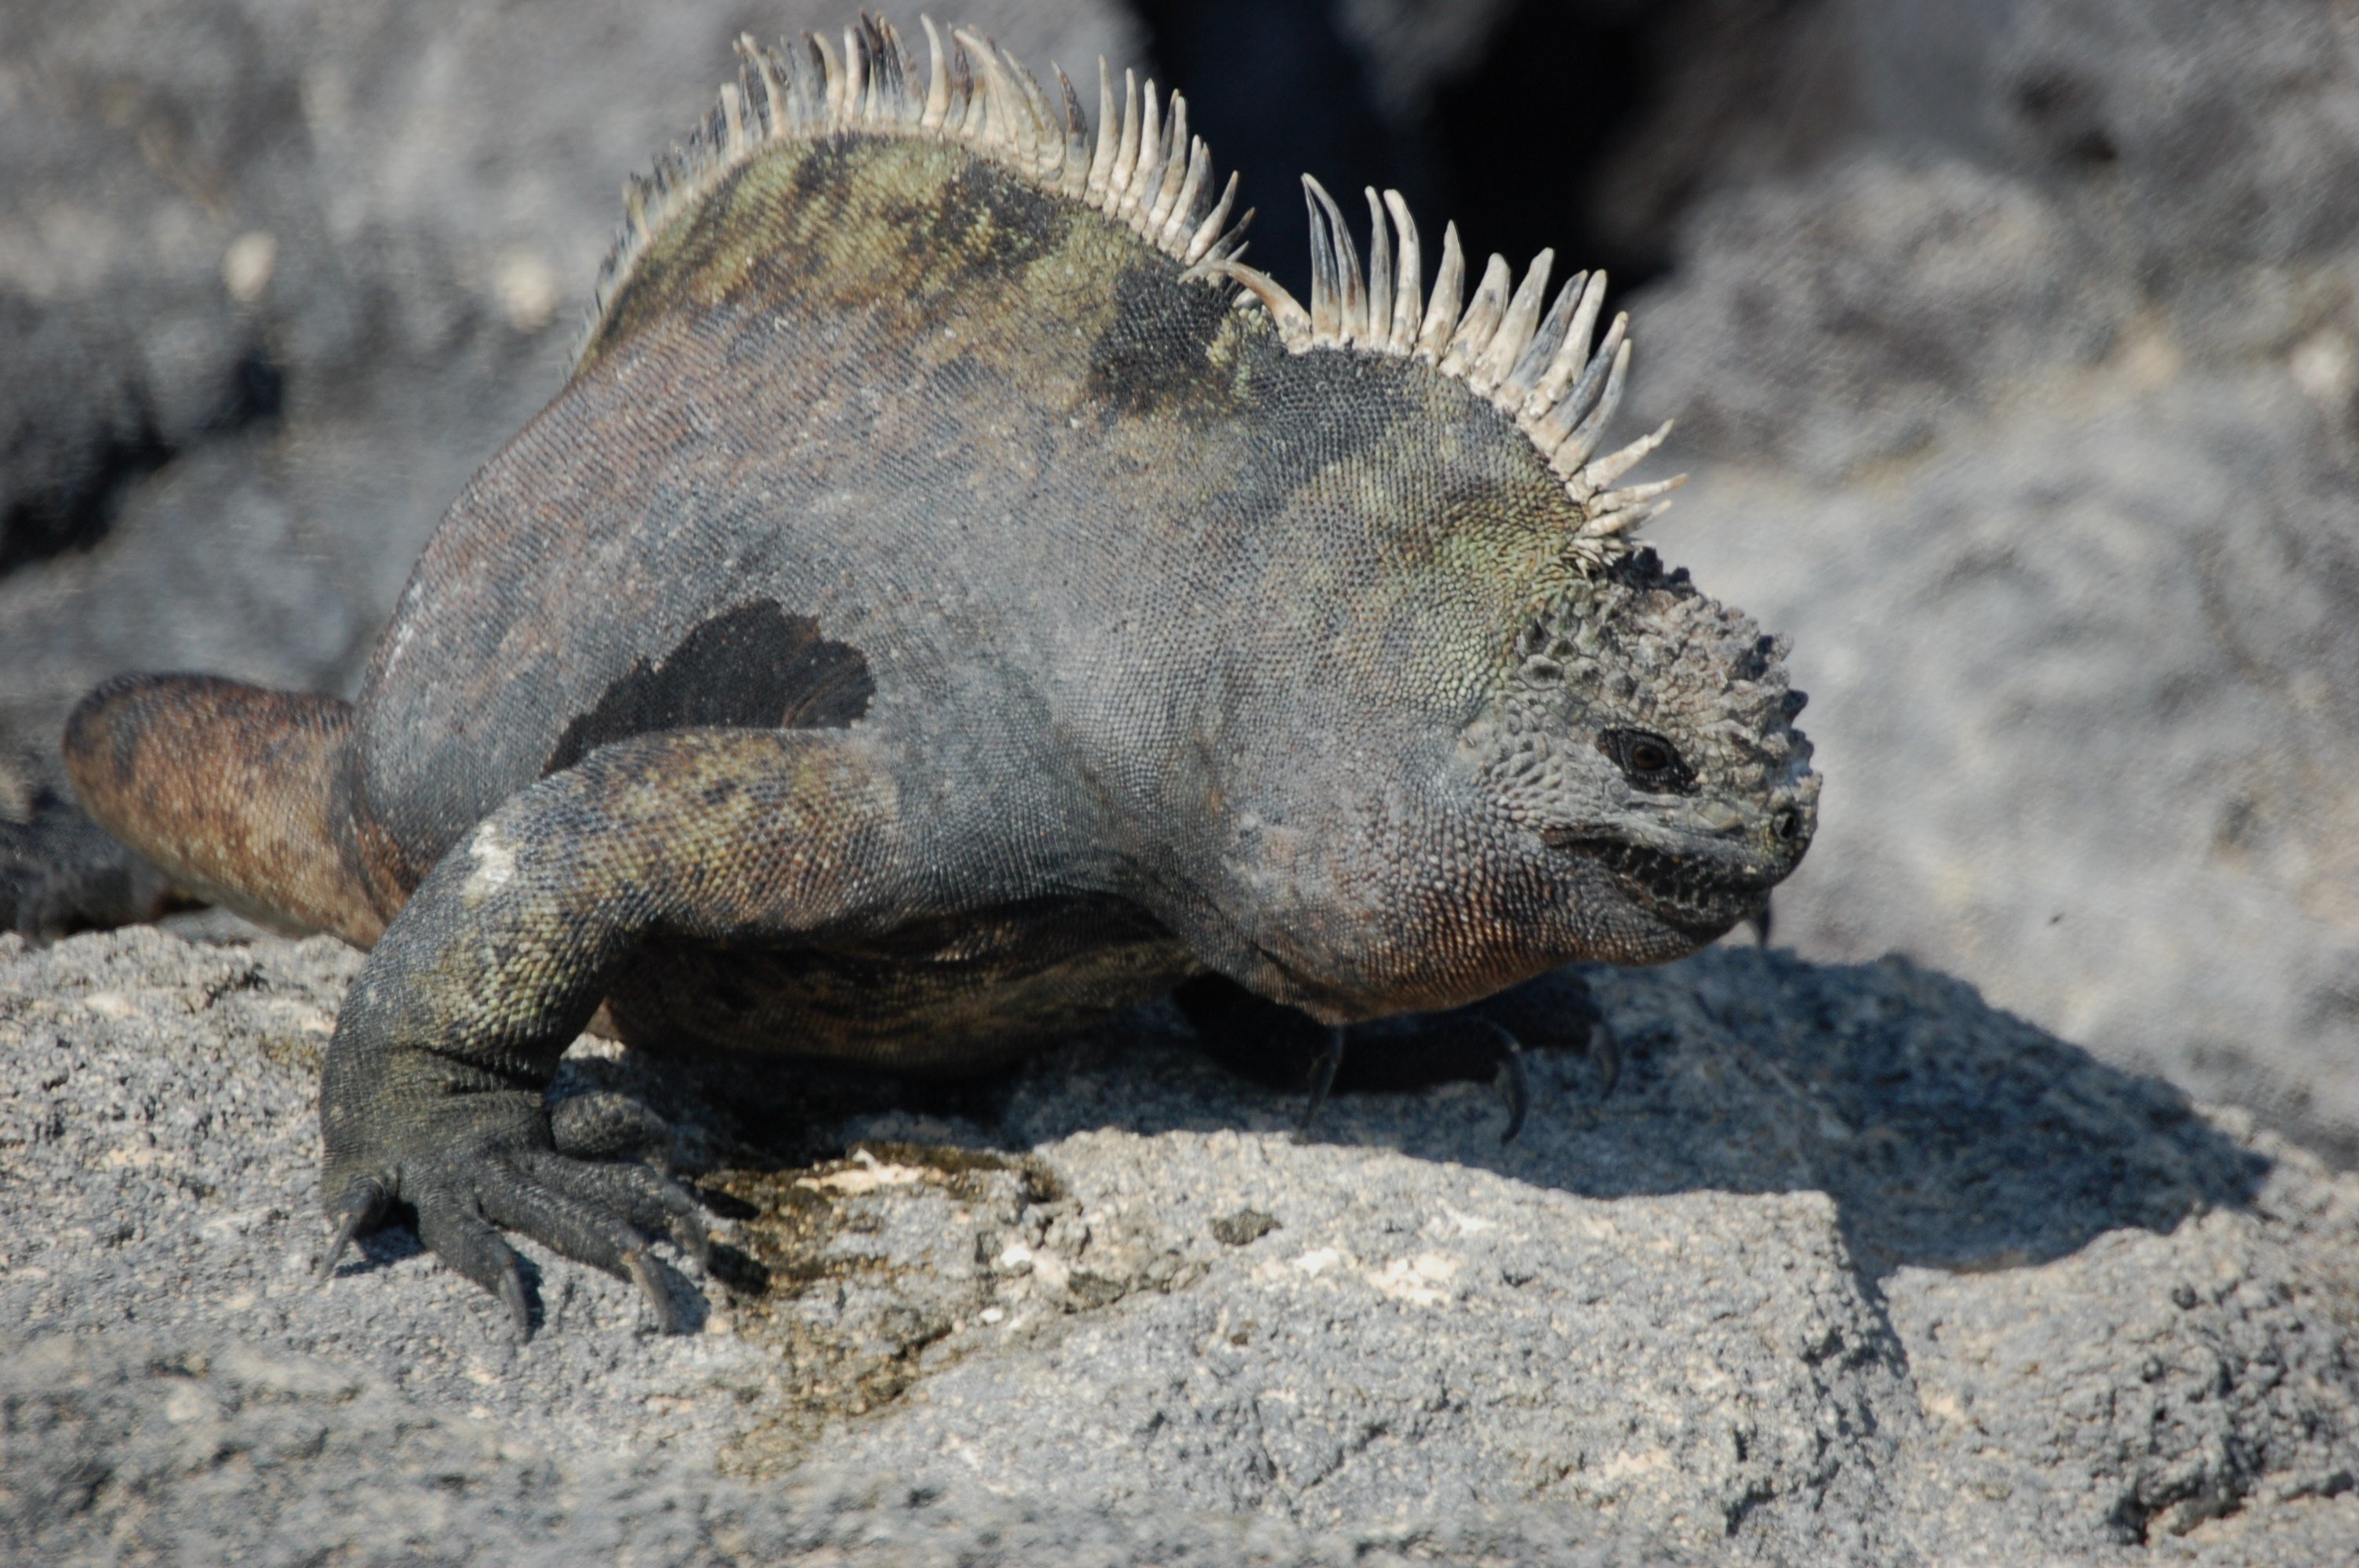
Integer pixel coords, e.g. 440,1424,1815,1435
1620,0,2359,1165
5,926,2354,1564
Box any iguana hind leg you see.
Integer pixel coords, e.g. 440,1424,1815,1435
64,674,388,945
318,725,920,1337
1176,971,1610,1143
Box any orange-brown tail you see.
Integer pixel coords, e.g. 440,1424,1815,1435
65,674,387,946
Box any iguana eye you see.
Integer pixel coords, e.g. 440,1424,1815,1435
1598,728,1697,794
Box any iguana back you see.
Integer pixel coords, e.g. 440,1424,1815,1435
354,30,1649,910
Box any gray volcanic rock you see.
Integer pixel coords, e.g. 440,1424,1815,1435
4,926,2354,1563
1633,150,2126,476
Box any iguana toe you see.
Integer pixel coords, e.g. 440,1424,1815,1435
1297,1025,1349,1138
550,1090,678,1169
316,1175,389,1285
412,1179,535,1338
1481,1018,1532,1144
1590,1017,1623,1100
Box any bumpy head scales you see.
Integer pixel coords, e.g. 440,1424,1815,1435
1475,552,1819,942
585,13,1677,577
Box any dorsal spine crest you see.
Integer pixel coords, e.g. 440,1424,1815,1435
583,13,1678,575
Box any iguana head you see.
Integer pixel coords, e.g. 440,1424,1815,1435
1470,551,1817,963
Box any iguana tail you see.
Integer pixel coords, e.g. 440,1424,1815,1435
65,675,387,945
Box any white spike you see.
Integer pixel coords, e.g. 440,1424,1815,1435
1593,474,1685,515
1363,190,1392,358
1383,191,1421,353
1527,270,1606,416
953,30,999,144
1183,171,1239,265
873,22,900,120
1555,339,1633,472
1583,485,1680,536
1583,419,1674,490
1538,311,1627,444
1086,57,1116,197
943,28,976,135
720,82,750,158
1012,53,1061,176
1197,227,1249,267
1146,95,1190,230
784,34,824,126
814,30,844,119
1125,82,1164,217
1504,269,1580,405
1441,254,1513,378
952,31,1011,150
841,27,866,121
1110,70,1141,204
1303,178,1363,345
1305,183,1339,341
1474,249,1554,394
1190,259,1310,347
1053,65,1090,191
1159,139,1212,249
1001,49,1041,159
863,23,887,121
1416,223,1465,361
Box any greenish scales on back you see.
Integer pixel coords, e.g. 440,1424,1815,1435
64,16,1819,1336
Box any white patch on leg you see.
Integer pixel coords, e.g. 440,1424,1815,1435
462,822,517,903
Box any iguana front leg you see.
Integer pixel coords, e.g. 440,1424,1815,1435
318,727,916,1335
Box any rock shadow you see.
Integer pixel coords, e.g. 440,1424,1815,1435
1003,946,2274,1283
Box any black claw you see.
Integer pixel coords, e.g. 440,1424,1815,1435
499,1261,532,1341
1744,894,1775,947
316,1178,389,1285
1479,1019,1531,1143
626,1250,678,1334
1298,1025,1347,1136
1590,1018,1623,1099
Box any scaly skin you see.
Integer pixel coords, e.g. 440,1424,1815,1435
64,27,1817,1336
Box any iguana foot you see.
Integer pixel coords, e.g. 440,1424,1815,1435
318,1093,707,1340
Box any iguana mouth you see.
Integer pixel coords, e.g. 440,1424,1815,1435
1559,837,1790,938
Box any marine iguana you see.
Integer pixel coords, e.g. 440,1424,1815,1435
63,16,1819,1335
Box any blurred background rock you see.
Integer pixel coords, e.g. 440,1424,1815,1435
4,0,2354,1163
